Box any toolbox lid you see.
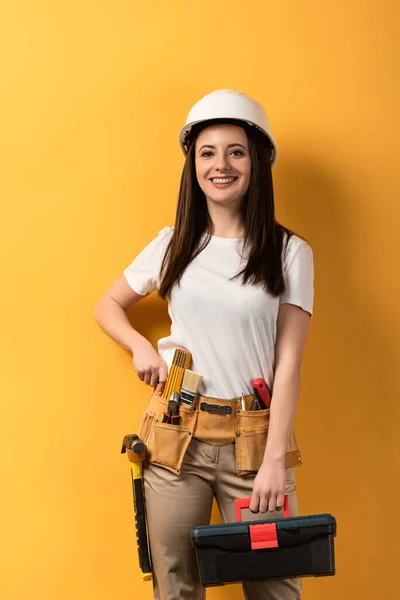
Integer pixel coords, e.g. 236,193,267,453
191,514,336,547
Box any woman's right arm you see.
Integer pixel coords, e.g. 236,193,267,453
93,274,168,395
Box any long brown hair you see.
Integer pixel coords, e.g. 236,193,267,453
159,119,298,299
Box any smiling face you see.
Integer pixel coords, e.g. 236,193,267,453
194,124,251,209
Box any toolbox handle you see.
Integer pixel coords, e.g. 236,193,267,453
234,495,290,522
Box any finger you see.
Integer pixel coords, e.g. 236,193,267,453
158,364,168,396
150,369,159,388
136,369,145,382
267,494,277,513
249,493,260,513
276,492,285,513
144,370,152,386
259,494,269,513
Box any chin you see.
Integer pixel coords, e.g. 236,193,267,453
208,194,241,205
204,187,243,205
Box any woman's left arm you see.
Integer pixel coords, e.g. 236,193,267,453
250,303,311,513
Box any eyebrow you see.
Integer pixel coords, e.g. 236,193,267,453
198,143,248,152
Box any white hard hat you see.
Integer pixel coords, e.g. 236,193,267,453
179,89,278,166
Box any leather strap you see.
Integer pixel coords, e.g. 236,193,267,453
199,402,233,415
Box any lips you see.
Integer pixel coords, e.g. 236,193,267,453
210,177,238,188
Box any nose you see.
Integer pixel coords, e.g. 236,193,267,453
214,151,232,172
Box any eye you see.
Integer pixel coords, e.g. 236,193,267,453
200,151,214,158
230,149,244,156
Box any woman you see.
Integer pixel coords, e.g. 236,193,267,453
94,89,314,600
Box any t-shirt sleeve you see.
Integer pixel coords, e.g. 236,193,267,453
123,227,173,296
279,239,314,316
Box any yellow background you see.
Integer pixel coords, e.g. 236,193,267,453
1,1,399,599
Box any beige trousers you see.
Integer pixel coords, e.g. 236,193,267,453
144,438,302,600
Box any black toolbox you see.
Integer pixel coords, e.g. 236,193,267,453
191,497,336,587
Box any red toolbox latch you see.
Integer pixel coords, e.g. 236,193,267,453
249,523,279,550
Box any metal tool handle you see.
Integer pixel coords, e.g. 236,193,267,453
234,495,290,522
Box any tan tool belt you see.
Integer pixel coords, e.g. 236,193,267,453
137,390,302,476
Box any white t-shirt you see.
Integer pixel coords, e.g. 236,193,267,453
124,226,314,399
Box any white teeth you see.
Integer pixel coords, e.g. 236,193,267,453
212,178,235,184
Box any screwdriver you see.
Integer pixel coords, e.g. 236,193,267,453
251,378,271,410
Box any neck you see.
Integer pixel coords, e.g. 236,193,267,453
206,199,244,239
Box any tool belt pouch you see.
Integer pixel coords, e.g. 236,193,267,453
235,408,302,475
137,391,198,475
138,391,302,476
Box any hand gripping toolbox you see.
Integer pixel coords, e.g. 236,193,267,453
191,497,336,587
